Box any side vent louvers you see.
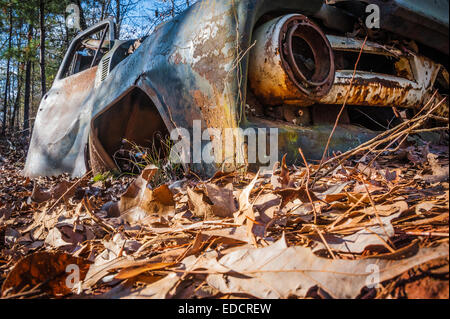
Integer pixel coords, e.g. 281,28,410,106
101,57,111,81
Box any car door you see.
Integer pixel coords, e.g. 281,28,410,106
24,19,117,177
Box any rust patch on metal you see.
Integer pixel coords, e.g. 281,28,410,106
192,90,210,108
172,52,183,65
192,14,235,94
61,66,97,98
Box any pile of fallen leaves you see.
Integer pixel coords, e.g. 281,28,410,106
0,125,448,299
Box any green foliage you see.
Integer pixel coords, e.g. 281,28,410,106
93,171,113,183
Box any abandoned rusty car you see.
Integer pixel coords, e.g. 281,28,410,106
24,0,449,178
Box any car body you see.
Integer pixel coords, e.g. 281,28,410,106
24,0,449,178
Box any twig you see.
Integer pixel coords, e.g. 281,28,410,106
314,92,440,176
2,279,49,299
359,177,396,249
47,170,93,213
365,228,396,254
428,115,449,122
328,193,369,230
82,197,115,234
298,148,319,224
312,96,447,186
411,127,449,133
318,35,368,167
314,226,336,259
402,231,449,237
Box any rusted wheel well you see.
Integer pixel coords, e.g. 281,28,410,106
88,86,170,174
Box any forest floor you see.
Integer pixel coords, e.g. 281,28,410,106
0,124,449,299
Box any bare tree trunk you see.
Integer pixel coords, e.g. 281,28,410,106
2,6,13,135
39,0,47,99
101,0,106,20
115,0,121,37
101,0,112,21
10,25,23,132
11,63,23,132
23,60,32,134
23,25,33,134
31,63,36,116
64,10,70,48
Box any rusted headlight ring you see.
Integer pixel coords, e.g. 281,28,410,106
280,15,335,97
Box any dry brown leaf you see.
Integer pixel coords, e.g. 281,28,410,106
115,176,148,213
31,183,51,203
356,163,378,179
324,193,347,203
187,187,214,218
209,170,237,182
274,187,320,209
233,173,259,246
205,183,237,217
120,255,200,299
360,201,409,217
413,201,448,215
44,227,73,248
52,180,76,201
422,154,449,183
354,183,384,194
345,192,372,205
380,168,402,184
141,165,159,181
201,226,250,244
123,272,181,299
271,154,294,190
253,193,281,223
407,213,449,226
319,183,351,203
312,213,401,254
82,257,132,290
100,233,141,261
31,180,76,203
115,262,175,280
4,227,19,247
195,237,449,299
2,251,91,297
0,207,11,224
111,167,175,225
153,184,175,206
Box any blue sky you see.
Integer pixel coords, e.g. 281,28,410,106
119,0,198,38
